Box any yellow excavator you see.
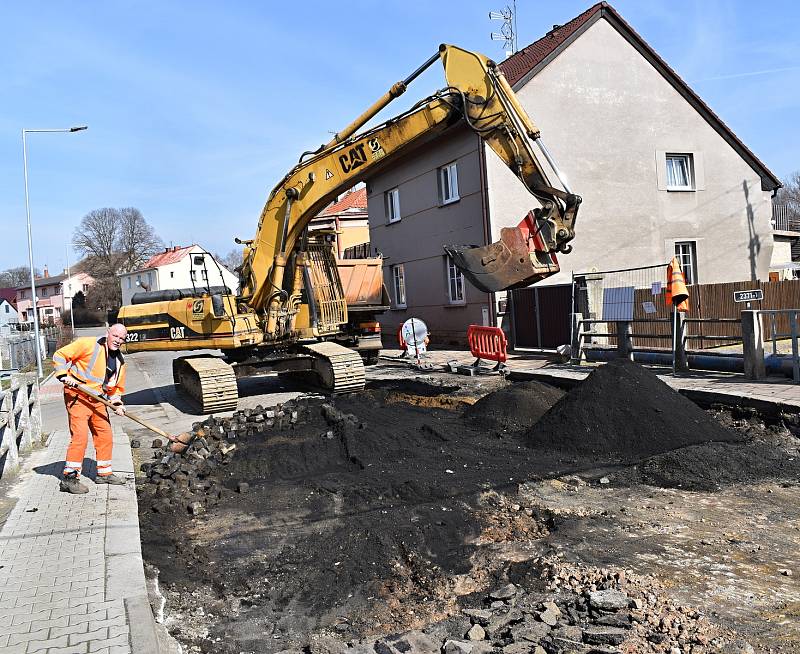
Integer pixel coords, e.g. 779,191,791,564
118,44,581,412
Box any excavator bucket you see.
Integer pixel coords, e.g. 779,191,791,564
444,211,560,293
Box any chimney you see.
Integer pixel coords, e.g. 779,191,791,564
43,265,49,278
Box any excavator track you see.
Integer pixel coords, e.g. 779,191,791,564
301,341,366,394
173,355,239,414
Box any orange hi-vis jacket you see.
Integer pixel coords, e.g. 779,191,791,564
53,336,126,398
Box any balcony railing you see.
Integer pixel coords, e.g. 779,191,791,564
772,203,800,231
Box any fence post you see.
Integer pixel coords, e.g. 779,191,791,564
674,312,689,372
570,313,584,364
741,310,766,380
616,321,633,360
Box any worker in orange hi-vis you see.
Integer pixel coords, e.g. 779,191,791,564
666,256,690,312
52,324,128,494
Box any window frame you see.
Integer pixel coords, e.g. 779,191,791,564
446,255,466,305
439,161,460,205
391,264,407,309
385,187,401,223
665,153,695,191
674,241,698,285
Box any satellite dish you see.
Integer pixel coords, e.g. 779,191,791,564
401,317,428,358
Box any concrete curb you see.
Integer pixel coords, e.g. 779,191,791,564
109,423,169,653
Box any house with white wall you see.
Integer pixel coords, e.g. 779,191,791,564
0,289,18,327
120,245,239,306
365,1,782,345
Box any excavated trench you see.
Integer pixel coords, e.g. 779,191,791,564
137,361,800,654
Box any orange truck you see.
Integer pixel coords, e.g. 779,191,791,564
335,257,390,364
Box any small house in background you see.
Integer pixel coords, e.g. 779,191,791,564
14,266,95,325
120,245,239,306
309,186,371,258
0,288,18,327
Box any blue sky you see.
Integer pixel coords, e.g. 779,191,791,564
1,0,798,276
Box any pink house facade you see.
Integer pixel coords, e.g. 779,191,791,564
15,269,94,324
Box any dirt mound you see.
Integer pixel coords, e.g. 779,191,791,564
526,359,743,461
464,381,564,433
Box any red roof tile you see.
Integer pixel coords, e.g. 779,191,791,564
143,245,194,269
0,288,17,305
499,2,603,86
319,188,367,217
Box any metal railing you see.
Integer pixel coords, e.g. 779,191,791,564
762,310,800,382
0,374,43,479
772,204,799,231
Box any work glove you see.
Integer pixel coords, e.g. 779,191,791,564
62,376,79,388
110,399,125,416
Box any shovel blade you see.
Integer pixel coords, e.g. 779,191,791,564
444,213,560,293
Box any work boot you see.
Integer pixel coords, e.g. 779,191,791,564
60,472,89,494
95,473,126,485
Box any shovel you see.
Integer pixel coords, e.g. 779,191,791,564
73,383,194,453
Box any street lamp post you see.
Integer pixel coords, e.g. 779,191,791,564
22,125,87,378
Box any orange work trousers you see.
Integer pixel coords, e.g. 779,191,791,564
63,387,114,478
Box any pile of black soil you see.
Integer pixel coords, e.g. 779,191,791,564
615,408,800,491
139,381,571,653
526,359,743,461
463,380,564,434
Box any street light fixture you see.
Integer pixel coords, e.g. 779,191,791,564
22,125,88,378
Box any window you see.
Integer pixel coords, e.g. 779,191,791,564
147,272,153,286
201,269,208,281
170,271,175,278
391,264,406,308
4,304,8,314
82,284,89,292
446,256,465,304
666,154,694,190
385,188,401,223
675,241,698,285
41,287,48,297
127,277,132,289
439,161,459,204
190,270,197,281
21,290,26,299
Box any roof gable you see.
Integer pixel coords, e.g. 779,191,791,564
319,188,368,217
142,245,196,269
499,2,780,191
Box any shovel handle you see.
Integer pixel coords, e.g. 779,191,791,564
73,383,174,441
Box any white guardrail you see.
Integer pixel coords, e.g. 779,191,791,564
0,374,43,479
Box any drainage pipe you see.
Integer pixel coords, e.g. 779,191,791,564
583,349,797,378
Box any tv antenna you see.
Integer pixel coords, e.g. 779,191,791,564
489,1,518,56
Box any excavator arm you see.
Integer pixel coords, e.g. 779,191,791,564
238,43,581,338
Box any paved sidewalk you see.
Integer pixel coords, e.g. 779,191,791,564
0,418,158,652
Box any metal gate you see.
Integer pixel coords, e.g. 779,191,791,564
511,284,572,349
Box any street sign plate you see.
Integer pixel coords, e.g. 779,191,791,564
733,289,763,303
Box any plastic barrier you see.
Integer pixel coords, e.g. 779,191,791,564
467,325,508,371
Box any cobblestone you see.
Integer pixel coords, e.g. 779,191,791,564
0,404,145,654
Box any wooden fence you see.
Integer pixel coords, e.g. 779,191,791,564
604,279,800,350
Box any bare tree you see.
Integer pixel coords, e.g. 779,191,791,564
72,208,119,273
214,248,244,274
117,207,164,273
0,265,41,288
72,207,164,308
776,171,800,210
